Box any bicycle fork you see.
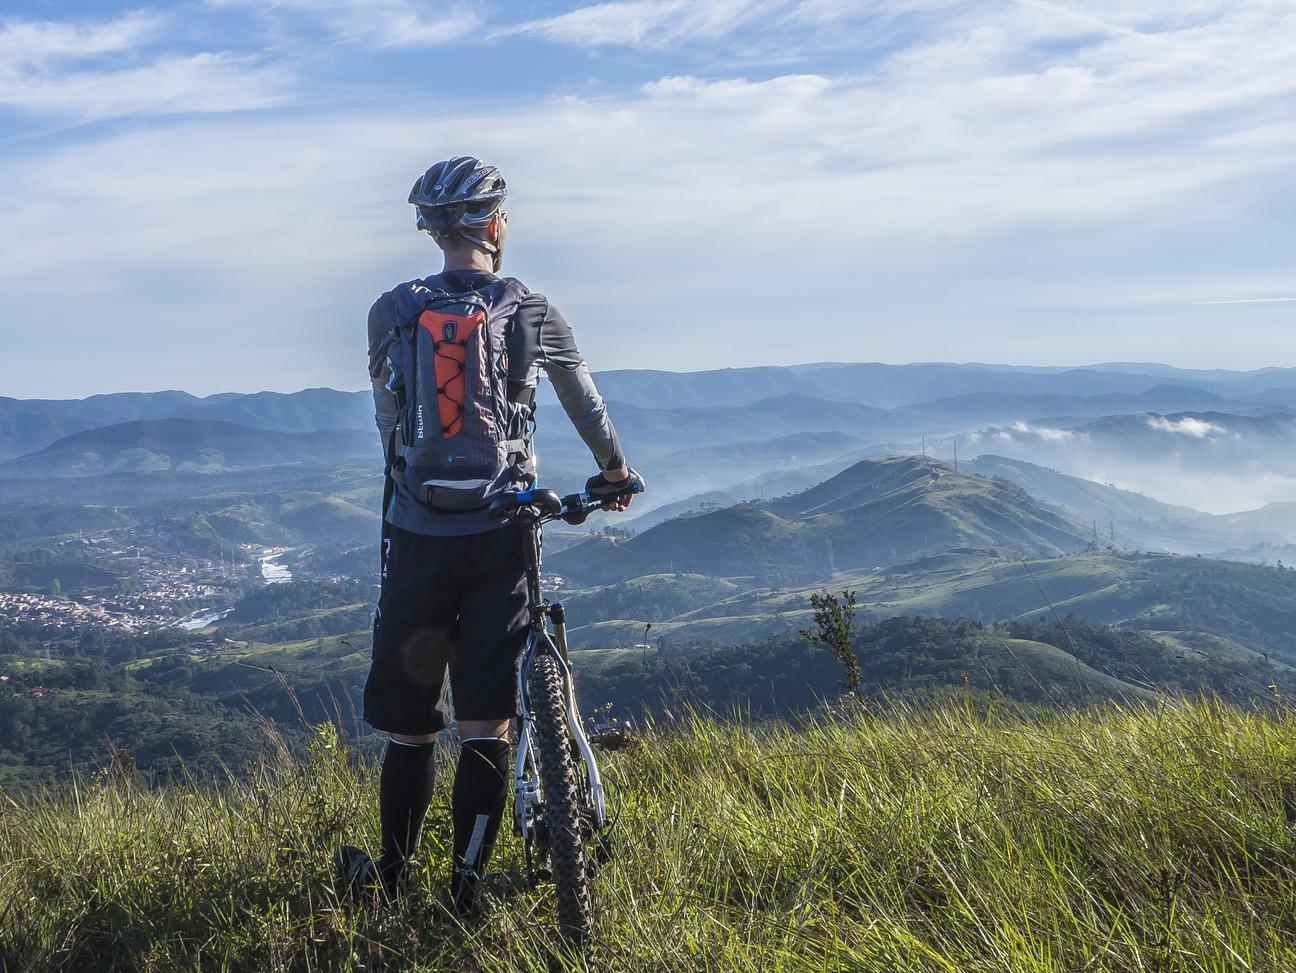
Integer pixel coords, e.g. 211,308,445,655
512,619,609,880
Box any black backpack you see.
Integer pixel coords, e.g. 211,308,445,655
384,277,532,510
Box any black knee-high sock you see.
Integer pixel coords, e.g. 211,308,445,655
451,737,510,906
377,739,437,891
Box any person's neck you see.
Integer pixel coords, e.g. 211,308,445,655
442,251,495,274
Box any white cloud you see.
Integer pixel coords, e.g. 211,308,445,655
1006,0,1144,38
0,11,162,67
498,0,787,48
207,0,482,47
0,13,291,120
1144,416,1226,439
1184,297,1296,306
1,53,291,119
2,0,1296,394
973,422,1079,444
1009,422,1077,443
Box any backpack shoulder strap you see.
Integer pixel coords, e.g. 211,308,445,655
480,276,529,323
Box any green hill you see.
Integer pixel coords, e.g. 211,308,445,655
562,550,1296,669
556,573,743,625
0,419,376,478
552,457,1089,585
3,702,1294,971
0,482,382,571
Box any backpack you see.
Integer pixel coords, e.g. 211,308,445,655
384,277,533,511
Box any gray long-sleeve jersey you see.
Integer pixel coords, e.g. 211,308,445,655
368,269,625,536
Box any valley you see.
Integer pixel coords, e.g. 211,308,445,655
6,360,1296,787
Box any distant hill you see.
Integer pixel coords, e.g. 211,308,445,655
565,363,1244,410
0,389,368,460
905,385,1263,427
1078,411,1296,451
963,455,1271,553
535,393,915,463
0,412,99,462
0,390,205,423
0,479,381,566
965,411,1296,513
0,419,377,478
7,362,1296,523
551,456,1089,585
563,549,1296,666
176,389,372,433
978,411,1296,461
1218,501,1296,545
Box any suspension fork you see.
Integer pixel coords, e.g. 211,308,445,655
512,593,608,846
541,580,605,830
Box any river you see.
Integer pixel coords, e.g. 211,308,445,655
260,549,293,584
177,607,235,631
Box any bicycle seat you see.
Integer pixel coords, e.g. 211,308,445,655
488,488,563,523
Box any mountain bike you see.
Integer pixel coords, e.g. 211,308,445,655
487,479,644,945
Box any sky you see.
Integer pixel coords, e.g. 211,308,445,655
0,0,1294,397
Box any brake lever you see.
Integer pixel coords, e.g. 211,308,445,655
559,493,590,525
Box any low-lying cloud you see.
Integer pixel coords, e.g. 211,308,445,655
972,422,1083,446
973,413,1296,514
1144,415,1228,439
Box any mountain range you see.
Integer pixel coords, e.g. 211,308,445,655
7,359,1296,457
0,419,376,478
6,360,1296,560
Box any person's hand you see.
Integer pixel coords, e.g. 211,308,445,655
586,466,642,511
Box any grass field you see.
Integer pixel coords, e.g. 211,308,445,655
3,700,1295,971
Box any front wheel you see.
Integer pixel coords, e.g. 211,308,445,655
528,652,594,945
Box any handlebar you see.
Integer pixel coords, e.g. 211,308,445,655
488,479,646,526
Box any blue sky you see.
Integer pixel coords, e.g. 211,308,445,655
1,0,1294,397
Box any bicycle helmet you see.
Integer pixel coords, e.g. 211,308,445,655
409,157,508,264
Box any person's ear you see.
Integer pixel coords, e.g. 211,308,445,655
488,214,499,244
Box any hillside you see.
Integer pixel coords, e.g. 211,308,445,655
0,419,377,478
10,564,1296,792
1220,501,1296,544
552,456,1089,585
3,703,1293,971
0,411,98,463
966,454,1206,524
177,388,371,433
565,362,1248,410
968,410,1296,512
0,489,381,567
564,549,1296,665
964,454,1267,553
905,384,1249,426
5,370,1296,527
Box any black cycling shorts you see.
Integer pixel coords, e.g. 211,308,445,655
363,522,530,735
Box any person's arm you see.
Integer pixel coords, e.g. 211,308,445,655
535,300,627,481
367,299,399,462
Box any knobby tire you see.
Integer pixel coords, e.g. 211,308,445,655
528,652,594,945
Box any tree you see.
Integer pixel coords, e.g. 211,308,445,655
799,589,860,692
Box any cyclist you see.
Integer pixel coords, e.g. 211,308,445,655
336,156,640,913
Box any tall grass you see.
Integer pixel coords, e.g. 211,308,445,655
2,700,1295,971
